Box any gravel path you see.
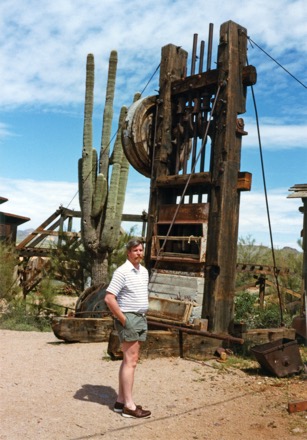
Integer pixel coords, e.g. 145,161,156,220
0,330,306,440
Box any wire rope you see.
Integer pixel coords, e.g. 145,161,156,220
249,80,284,325
246,35,306,89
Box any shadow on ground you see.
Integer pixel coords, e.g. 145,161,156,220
74,384,117,410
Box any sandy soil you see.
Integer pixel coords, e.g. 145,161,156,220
0,329,306,440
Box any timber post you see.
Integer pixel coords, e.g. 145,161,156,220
145,44,188,267
202,21,249,333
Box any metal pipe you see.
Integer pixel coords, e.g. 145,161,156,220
191,33,198,75
147,320,244,344
199,40,205,73
207,23,214,71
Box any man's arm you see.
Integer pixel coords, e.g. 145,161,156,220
104,292,126,326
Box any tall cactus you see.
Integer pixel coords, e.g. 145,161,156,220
78,51,130,286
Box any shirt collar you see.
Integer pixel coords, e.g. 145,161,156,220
126,259,140,272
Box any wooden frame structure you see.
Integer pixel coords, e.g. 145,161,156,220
123,21,256,333
16,206,147,296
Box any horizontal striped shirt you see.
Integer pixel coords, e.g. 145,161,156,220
107,260,149,313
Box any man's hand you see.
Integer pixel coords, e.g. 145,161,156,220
104,292,126,326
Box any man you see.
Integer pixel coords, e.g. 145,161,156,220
104,238,151,419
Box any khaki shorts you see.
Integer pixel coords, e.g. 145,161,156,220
115,312,147,343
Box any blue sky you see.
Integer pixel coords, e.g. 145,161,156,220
0,0,306,250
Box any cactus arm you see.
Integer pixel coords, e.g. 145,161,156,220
100,106,128,250
92,173,107,218
91,148,98,193
79,53,97,248
99,50,118,177
111,146,130,248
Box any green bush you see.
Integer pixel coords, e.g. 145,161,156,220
235,235,303,329
253,303,292,328
0,298,51,332
0,258,61,332
0,242,19,301
26,278,63,317
234,291,292,329
234,291,258,328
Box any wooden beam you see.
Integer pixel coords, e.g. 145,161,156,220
145,44,188,268
156,171,251,191
171,65,256,96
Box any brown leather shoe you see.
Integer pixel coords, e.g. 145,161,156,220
114,402,142,413
122,406,151,418
113,402,125,413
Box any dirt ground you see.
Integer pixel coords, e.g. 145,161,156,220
0,329,306,440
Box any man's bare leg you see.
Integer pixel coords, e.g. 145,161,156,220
117,340,140,409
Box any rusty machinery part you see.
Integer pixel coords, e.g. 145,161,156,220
75,283,109,317
122,95,156,178
121,95,192,177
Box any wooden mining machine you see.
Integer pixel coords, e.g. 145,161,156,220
122,20,256,336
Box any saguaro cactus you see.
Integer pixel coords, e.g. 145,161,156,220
78,51,129,286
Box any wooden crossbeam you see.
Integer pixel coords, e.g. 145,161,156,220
156,172,252,191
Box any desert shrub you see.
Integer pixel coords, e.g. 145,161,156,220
252,303,292,328
0,242,19,301
0,272,62,332
235,235,303,326
0,297,51,332
234,291,292,329
26,278,63,317
234,291,258,328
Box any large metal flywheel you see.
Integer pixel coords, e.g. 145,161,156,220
122,95,157,178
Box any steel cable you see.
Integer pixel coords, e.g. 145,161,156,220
249,80,284,326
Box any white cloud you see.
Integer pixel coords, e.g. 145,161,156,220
239,189,303,249
0,175,150,230
0,0,306,108
243,121,307,150
0,122,14,140
0,177,80,229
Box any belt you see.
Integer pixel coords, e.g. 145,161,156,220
126,311,147,317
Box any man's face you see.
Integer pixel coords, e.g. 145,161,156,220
127,244,144,266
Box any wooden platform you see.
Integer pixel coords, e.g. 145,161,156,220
51,296,196,343
107,329,220,360
240,327,296,346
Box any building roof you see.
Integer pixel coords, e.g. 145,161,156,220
0,197,9,205
0,211,30,226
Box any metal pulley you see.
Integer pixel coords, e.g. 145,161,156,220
121,95,157,178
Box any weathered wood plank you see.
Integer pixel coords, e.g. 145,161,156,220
51,317,113,343
157,203,209,223
148,297,195,323
150,272,204,289
149,284,199,297
156,172,251,191
239,328,296,347
171,65,256,96
107,329,220,360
